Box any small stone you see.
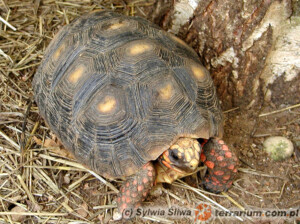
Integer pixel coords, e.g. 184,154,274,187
83,183,89,190
263,136,294,161
10,206,26,222
149,183,163,197
64,173,70,184
113,209,122,220
247,152,254,158
77,202,88,218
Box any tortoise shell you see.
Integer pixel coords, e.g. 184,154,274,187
33,11,223,179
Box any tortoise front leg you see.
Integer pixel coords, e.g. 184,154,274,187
201,138,239,193
116,162,156,218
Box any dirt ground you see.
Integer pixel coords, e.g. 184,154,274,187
0,1,299,224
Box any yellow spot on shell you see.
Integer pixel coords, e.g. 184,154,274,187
159,84,173,100
191,64,206,80
108,22,125,30
97,96,117,113
53,44,65,61
128,43,152,55
68,65,85,84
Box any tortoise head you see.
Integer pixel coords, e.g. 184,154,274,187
155,138,201,184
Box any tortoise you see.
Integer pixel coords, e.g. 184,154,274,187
32,10,238,218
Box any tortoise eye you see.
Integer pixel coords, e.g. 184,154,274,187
170,151,179,161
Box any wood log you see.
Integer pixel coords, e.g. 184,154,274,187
141,0,299,110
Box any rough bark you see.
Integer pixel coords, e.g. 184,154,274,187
140,0,299,110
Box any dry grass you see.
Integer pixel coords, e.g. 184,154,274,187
0,0,299,224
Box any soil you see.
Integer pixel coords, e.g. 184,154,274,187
0,1,299,224
224,107,300,210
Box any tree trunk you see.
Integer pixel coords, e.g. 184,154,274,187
141,0,299,110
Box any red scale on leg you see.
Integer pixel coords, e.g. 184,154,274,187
143,177,149,184
200,153,206,162
222,175,231,180
219,140,224,144
217,156,224,161
202,138,239,193
126,197,131,203
116,162,156,218
228,164,235,170
214,170,224,176
205,160,215,169
222,144,228,151
138,185,144,192
225,152,232,158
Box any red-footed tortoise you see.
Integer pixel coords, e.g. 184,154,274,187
32,11,238,218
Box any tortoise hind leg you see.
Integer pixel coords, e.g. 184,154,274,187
116,162,156,219
200,138,239,193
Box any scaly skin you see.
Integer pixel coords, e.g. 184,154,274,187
116,162,156,217
200,138,239,193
